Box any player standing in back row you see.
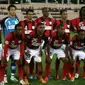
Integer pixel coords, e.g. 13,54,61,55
20,7,37,83
1,4,19,83
35,7,56,81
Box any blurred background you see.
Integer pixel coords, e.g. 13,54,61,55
0,0,85,20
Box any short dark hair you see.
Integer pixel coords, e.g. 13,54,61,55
8,4,16,11
79,6,85,21
15,23,21,30
26,8,34,15
42,7,49,12
60,9,67,15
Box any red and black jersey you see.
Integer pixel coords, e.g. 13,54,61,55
26,31,48,49
4,32,24,59
70,35,85,50
71,18,85,31
36,16,56,37
49,31,70,49
55,19,71,33
20,19,37,37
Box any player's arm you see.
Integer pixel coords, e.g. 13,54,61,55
24,33,32,57
2,33,12,60
24,41,31,57
69,36,76,59
44,34,51,57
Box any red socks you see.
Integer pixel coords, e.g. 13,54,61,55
18,66,23,80
45,64,50,78
62,64,68,79
45,55,50,78
0,65,5,81
68,64,74,78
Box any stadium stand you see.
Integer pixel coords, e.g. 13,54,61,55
0,3,84,20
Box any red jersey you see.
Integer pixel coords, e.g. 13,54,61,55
55,19,70,33
25,31,48,49
20,19,37,37
70,35,85,50
49,31,70,49
3,32,24,59
36,16,56,37
71,18,85,31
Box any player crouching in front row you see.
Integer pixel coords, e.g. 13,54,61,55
1,23,26,85
23,22,48,84
69,29,85,79
44,23,74,82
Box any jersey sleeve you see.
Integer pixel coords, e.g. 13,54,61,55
3,33,12,59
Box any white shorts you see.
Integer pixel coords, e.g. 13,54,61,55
72,49,85,60
25,47,41,63
6,47,20,61
50,44,66,59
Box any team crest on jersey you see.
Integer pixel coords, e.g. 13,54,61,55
10,40,18,48
25,26,28,30
67,25,70,28
81,43,84,46
32,26,35,29
5,41,9,44
48,37,51,40
62,40,64,42
49,21,52,25
18,40,22,44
